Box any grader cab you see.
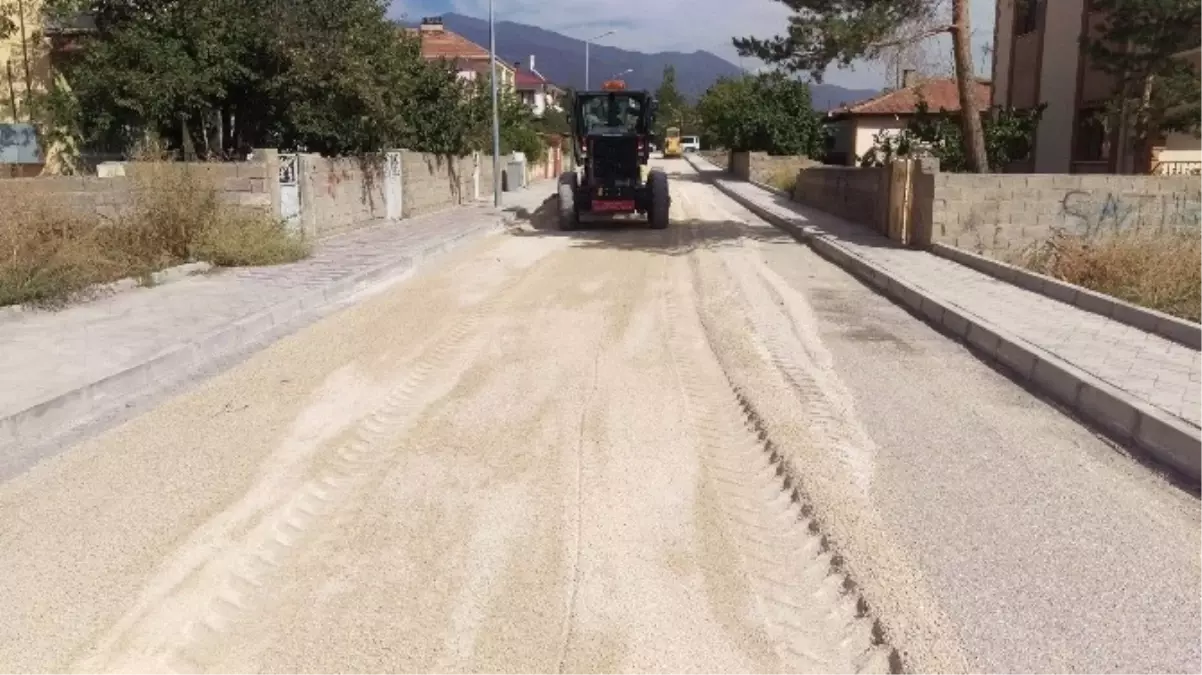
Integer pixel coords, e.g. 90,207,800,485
556,80,670,231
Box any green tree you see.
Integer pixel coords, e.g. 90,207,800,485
39,0,263,155
36,0,478,158
1081,0,1201,173
535,106,571,135
733,0,989,172
0,0,19,41
859,100,1045,171
654,65,689,138
696,72,823,156
462,77,546,161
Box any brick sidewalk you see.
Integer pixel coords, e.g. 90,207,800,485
701,167,1202,430
0,180,555,458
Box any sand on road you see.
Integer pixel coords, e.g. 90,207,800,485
0,159,1195,674
0,161,892,674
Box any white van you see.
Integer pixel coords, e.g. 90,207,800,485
680,136,700,153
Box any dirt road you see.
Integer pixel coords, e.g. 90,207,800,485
0,159,1197,674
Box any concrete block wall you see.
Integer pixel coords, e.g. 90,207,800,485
0,160,272,222
792,165,890,232
0,176,130,222
299,154,387,239
2,147,527,240
699,149,731,171
918,171,1202,256
731,151,821,185
400,151,475,219
478,154,495,199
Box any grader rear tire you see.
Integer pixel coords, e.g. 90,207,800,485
648,170,670,230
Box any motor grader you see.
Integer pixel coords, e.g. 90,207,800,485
663,126,683,158
556,79,670,231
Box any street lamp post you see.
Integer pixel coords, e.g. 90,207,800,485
584,30,615,90
489,0,502,207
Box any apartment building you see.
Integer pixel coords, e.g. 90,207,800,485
1,0,87,174
991,0,1200,174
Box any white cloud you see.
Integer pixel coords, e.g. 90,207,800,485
390,0,998,90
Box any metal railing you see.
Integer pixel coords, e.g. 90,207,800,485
1151,160,1202,176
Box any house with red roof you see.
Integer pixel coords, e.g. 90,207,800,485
824,72,992,166
405,17,516,91
513,56,564,117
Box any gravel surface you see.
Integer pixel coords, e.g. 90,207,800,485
0,159,1196,674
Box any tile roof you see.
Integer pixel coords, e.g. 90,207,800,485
402,26,490,62
515,68,548,88
835,78,992,116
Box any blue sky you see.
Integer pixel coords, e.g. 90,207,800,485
386,0,997,90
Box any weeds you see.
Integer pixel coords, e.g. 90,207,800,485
1017,228,1201,322
0,161,309,309
765,166,798,194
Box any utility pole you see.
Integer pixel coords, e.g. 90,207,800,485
585,30,615,89
489,0,502,207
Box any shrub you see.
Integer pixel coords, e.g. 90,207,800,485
1017,228,1201,322
0,162,308,308
766,165,798,193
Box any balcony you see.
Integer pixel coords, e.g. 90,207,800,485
1151,160,1202,176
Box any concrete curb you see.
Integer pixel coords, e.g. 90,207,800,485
0,261,214,323
749,179,791,199
0,214,508,462
686,155,1201,485
930,243,1202,349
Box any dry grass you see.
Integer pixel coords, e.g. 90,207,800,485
0,162,308,309
1017,228,1201,323
765,166,798,194
698,149,729,170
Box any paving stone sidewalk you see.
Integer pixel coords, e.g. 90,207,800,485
702,166,1202,429
0,181,555,443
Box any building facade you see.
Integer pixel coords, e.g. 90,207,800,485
991,0,1200,174
408,17,515,92
514,55,562,117
825,74,992,167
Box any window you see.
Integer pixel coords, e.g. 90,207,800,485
1015,0,1043,35
580,94,645,134
1073,107,1108,162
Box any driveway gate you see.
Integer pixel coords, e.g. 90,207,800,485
278,153,300,232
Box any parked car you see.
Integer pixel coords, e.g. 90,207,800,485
680,136,700,153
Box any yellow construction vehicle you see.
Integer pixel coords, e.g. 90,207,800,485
663,126,683,158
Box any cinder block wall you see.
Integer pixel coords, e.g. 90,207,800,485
0,160,272,221
400,151,473,218
299,155,387,238
732,152,821,185
478,154,495,200
699,149,730,171
792,165,889,232
918,171,1202,255
731,151,752,180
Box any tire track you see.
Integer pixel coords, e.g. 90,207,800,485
715,249,878,497
685,179,878,495
661,219,898,674
72,242,575,675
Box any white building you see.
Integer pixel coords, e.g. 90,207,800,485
514,55,563,117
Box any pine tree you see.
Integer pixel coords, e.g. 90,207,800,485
1082,0,1201,173
654,65,688,138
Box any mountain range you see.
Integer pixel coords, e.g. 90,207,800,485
410,13,878,111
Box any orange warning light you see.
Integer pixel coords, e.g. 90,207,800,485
601,79,626,90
